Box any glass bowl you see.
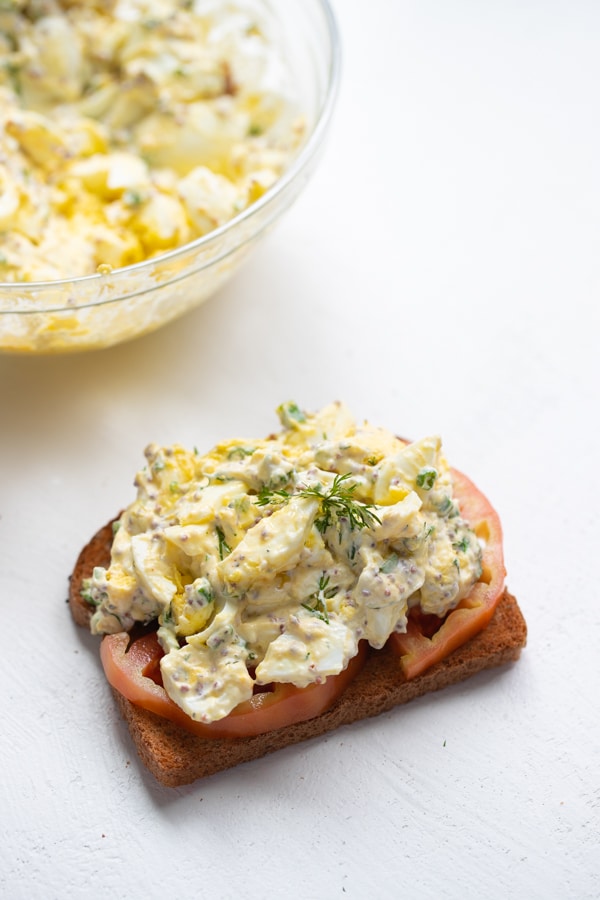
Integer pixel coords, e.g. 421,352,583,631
0,0,340,354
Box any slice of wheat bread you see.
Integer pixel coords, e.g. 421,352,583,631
69,521,527,787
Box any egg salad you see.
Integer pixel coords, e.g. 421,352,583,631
85,403,483,724
0,0,304,282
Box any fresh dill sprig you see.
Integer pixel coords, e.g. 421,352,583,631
300,473,381,533
256,485,291,507
256,472,381,534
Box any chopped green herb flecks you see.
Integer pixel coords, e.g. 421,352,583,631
123,189,143,207
380,552,399,574
216,526,231,559
80,578,99,607
453,537,469,553
301,574,336,624
197,582,213,603
416,466,438,490
277,401,306,427
438,495,458,518
227,446,255,460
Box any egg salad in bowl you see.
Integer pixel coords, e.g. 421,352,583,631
84,402,483,725
0,0,339,352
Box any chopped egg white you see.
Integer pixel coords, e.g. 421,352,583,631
86,403,483,723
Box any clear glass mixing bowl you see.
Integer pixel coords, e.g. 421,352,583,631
0,0,340,354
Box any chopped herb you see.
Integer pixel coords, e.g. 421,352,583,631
319,574,338,597
255,471,293,500
163,604,174,625
301,599,330,623
216,526,231,559
453,558,460,574
416,466,438,490
380,552,399,574
248,124,263,136
123,189,143,207
196,583,213,603
227,445,255,460
4,60,22,95
438,495,458,517
152,459,165,473
80,579,99,607
453,537,469,553
268,471,292,490
169,481,179,494
301,574,336,624
366,456,379,466
277,401,306,427
111,520,121,535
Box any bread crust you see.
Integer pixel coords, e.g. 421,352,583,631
69,520,527,787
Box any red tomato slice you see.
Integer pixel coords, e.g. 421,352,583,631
389,467,506,679
100,630,367,739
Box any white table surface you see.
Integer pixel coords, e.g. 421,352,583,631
1,1,599,898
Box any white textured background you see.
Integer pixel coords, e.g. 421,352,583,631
1,1,599,898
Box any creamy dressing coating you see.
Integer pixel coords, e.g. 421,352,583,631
0,0,304,281
86,402,483,723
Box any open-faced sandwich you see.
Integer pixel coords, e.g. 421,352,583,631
69,402,526,786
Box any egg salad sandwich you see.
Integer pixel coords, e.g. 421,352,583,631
69,402,526,786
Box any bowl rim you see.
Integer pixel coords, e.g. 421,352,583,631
0,0,341,297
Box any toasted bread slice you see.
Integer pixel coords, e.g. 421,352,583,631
69,521,527,787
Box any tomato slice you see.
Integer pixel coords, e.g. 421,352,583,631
389,467,506,679
100,631,367,739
